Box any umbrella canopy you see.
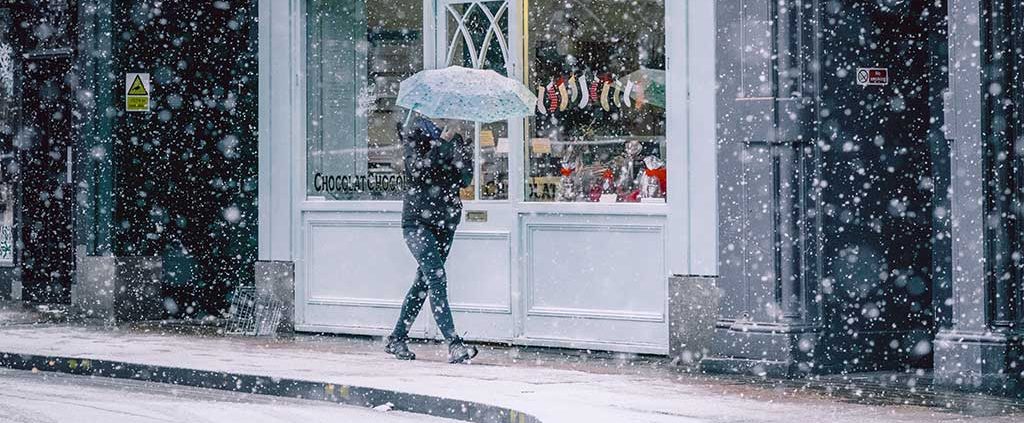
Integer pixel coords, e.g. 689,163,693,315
625,68,666,109
397,66,537,123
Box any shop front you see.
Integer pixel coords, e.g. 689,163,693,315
259,0,716,354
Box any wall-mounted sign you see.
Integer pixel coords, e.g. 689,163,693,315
856,68,889,86
125,73,151,112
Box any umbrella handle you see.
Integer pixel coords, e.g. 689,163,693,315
403,109,414,127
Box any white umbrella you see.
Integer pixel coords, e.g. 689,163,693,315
397,66,537,123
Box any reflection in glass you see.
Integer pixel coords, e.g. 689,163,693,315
306,0,422,200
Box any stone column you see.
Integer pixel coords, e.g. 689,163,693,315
934,0,1021,392
668,276,719,368
255,260,294,334
704,0,823,377
72,255,163,323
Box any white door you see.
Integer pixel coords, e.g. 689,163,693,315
419,0,523,341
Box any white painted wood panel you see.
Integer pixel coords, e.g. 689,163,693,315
521,213,668,353
299,211,513,341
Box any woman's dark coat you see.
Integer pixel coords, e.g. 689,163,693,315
400,117,474,230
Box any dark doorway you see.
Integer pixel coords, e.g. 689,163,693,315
19,55,75,304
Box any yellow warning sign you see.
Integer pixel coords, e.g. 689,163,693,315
127,75,148,96
126,96,149,110
125,73,151,112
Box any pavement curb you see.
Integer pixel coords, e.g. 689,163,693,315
0,351,542,423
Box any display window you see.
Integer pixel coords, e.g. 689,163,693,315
525,0,667,203
305,0,423,200
305,0,667,203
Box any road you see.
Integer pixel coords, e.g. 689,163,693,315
0,368,454,423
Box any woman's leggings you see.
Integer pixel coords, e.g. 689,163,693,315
390,223,458,342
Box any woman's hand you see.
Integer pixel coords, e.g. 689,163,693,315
440,125,457,141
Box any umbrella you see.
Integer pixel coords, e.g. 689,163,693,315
625,67,666,109
397,66,537,123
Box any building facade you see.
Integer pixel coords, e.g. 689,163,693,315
0,0,1018,394
706,0,1022,392
0,0,258,316
259,0,718,354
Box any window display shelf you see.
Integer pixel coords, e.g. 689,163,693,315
527,135,666,203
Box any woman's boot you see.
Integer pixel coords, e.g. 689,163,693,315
385,336,417,360
448,338,478,364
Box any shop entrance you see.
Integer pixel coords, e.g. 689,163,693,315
296,0,674,354
19,54,75,304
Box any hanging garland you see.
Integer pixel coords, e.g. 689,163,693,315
536,71,655,116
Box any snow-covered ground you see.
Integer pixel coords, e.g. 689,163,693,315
0,368,452,423
0,324,1018,423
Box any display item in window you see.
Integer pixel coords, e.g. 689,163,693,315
626,67,667,109
634,80,646,109
639,155,667,202
558,144,581,202
623,79,634,108
577,74,589,108
617,140,643,197
613,81,623,108
599,168,617,203
536,86,547,115
557,77,570,111
600,80,611,111
546,82,559,113
567,74,578,103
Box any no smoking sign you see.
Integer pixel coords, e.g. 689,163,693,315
856,68,889,86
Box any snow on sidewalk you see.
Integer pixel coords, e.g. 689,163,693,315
0,324,1010,423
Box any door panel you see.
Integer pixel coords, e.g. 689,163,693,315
20,57,74,304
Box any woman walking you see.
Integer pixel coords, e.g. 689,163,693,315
385,115,479,364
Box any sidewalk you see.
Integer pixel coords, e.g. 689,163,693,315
0,321,1020,422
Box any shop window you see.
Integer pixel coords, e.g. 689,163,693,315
525,0,667,203
306,0,423,200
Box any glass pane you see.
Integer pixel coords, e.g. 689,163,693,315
306,0,422,200
480,121,509,199
526,0,667,203
446,1,510,201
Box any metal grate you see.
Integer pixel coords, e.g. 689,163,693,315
225,286,283,336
